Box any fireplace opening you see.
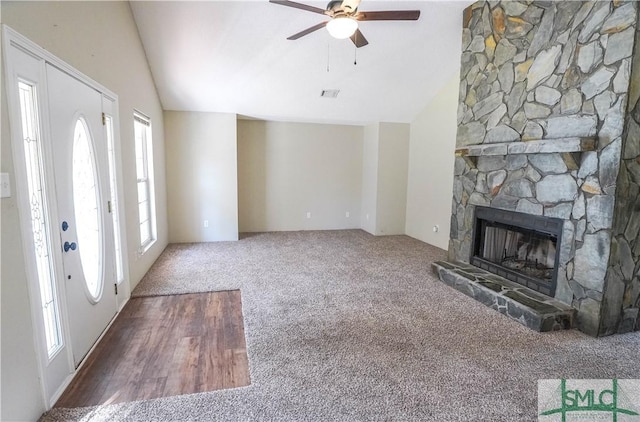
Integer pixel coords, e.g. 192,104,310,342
471,207,563,297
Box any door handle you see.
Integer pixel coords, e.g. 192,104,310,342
63,241,77,252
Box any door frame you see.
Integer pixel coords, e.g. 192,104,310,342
3,25,131,408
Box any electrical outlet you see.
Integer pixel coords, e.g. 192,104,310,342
0,173,10,198
433,225,439,233
204,220,209,228
306,212,311,219
346,211,350,218
366,213,369,220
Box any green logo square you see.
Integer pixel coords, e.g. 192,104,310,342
538,379,640,421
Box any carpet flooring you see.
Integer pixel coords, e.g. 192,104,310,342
41,230,640,421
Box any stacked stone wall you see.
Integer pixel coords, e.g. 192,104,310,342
601,26,640,335
451,0,638,336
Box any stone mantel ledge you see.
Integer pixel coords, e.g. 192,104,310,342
455,137,597,157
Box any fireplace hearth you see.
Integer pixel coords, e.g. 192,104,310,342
431,259,576,332
471,207,563,298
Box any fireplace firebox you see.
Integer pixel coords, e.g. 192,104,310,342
471,207,563,297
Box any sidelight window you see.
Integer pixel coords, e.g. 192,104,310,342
105,114,125,283
18,80,63,357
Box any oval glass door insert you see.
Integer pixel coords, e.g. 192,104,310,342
72,117,102,301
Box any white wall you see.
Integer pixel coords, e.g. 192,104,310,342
1,2,167,419
165,112,238,242
361,123,410,236
238,120,363,232
376,123,410,235
405,74,459,250
360,124,379,234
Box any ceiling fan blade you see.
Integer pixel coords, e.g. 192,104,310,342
355,10,421,21
269,0,328,15
350,29,369,48
287,21,329,40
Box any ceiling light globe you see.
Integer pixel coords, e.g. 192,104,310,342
326,17,358,39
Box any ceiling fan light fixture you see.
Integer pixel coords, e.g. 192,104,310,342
326,17,358,39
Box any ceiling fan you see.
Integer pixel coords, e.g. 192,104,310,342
270,0,421,48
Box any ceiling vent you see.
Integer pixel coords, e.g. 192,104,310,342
320,89,340,98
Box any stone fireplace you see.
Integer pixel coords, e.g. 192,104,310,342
432,1,640,336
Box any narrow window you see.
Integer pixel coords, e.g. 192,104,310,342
18,81,63,357
105,115,124,283
133,112,156,252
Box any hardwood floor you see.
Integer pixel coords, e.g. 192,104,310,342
55,290,250,408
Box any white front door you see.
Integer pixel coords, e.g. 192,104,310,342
47,64,118,367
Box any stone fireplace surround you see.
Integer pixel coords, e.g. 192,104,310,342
433,1,640,336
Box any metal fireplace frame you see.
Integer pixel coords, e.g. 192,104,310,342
470,206,564,297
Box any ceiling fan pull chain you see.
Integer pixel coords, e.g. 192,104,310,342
327,42,331,72
354,43,357,65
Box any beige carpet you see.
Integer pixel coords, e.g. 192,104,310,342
41,230,640,421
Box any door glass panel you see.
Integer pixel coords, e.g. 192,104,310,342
18,80,63,358
72,118,102,301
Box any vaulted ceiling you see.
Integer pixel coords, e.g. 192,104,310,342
130,1,470,125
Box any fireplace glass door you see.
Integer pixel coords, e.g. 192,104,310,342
482,224,556,279
471,207,563,297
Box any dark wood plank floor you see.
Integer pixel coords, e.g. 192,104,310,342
55,290,250,408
